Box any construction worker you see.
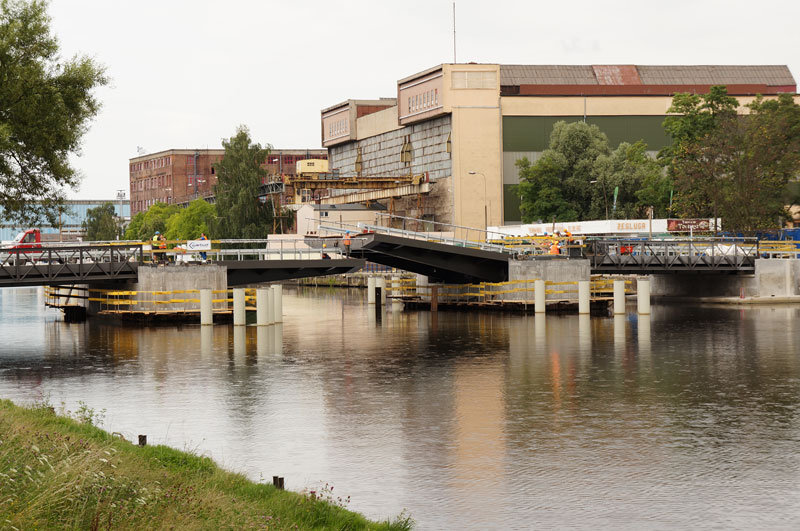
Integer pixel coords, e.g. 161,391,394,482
342,231,352,258
549,233,561,255
158,232,168,264
199,232,208,262
564,230,573,256
152,231,162,264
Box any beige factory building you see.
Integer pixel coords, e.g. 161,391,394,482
321,63,796,229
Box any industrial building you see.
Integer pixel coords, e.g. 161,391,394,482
129,148,327,216
0,199,130,241
321,64,797,228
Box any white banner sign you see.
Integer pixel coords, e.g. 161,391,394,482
186,239,211,251
488,218,720,237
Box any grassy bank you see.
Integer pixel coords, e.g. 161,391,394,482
0,399,412,529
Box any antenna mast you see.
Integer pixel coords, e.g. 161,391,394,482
452,2,457,63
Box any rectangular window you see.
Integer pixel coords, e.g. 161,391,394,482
452,70,497,89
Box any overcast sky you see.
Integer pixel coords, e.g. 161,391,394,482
48,0,800,200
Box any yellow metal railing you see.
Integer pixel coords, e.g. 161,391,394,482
76,287,258,313
386,276,633,304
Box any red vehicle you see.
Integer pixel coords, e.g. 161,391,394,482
1,229,42,264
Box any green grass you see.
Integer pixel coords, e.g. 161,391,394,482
0,399,413,530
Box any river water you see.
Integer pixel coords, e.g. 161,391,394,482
1,286,799,529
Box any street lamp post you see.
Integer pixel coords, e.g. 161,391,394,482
116,189,126,240
467,171,488,230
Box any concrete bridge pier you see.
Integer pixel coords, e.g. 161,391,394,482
534,280,546,314
272,284,283,322
613,280,626,315
578,280,590,314
257,288,272,326
375,277,387,304
201,289,213,325
233,288,246,325
367,277,376,304
637,279,651,315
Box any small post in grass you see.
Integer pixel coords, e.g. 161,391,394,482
138,434,147,446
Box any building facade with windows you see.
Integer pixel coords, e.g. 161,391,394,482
129,148,327,216
0,199,130,241
322,64,797,228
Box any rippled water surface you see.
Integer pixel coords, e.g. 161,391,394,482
1,287,799,529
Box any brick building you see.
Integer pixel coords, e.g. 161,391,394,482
129,148,327,216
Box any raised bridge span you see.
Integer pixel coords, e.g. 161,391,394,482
317,221,771,283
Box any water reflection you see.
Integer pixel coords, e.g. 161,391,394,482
1,287,799,528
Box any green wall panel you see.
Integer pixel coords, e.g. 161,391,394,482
503,115,670,152
504,184,522,223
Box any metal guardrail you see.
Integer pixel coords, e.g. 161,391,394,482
318,221,511,254
373,212,512,245
0,245,143,285
586,238,760,271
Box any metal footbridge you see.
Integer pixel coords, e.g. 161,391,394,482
0,240,363,288
1,222,788,288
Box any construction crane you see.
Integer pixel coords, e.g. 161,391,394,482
282,160,428,205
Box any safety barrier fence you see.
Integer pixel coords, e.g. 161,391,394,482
383,276,633,304
44,286,261,313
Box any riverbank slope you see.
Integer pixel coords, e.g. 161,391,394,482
0,400,411,530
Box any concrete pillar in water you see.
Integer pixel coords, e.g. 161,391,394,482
534,279,546,314
200,289,213,325
266,288,275,323
233,288,246,325
637,278,651,315
376,277,387,305
256,288,270,326
272,284,283,322
367,277,376,304
578,280,590,315
416,274,428,301
613,280,626,315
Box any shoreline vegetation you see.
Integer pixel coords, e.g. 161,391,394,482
0,399,413,530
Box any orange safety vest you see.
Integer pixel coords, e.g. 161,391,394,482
549,241,560,255
343,235,351,246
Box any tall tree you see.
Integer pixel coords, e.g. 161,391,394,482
591,141,670,219
212,126,277,239
123,202,179,240
516,121,610,223
669,94,800,231
659,86,738,218
164,198,216,240
82,202,118,241
0,0,107,225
